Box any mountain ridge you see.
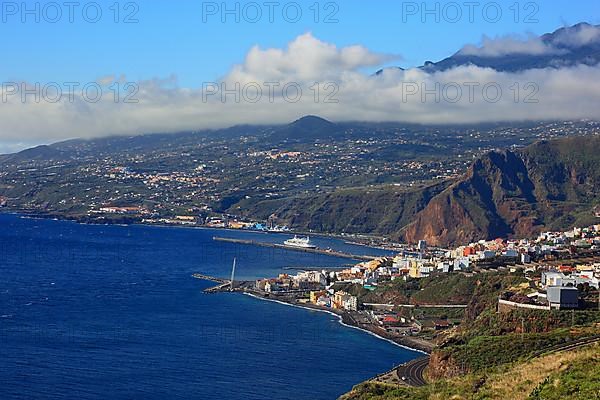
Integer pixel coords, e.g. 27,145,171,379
402,136,600,245
252,135,600,246
374,22,600,74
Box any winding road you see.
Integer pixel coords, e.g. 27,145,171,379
396,356,430,387
393,336,600,388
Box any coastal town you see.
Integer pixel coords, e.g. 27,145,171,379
4,10,600,399
2,121,599,231
198,218,600,354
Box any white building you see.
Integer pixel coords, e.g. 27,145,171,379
542,271,571,287
295,271,327,286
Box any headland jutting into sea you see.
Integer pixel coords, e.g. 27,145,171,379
191,272,434,355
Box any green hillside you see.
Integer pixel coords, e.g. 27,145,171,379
244,136,600,246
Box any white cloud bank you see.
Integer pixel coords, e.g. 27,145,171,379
1,32,600,152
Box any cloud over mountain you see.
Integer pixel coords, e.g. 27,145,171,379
552,23,600,47
1,25,600,152
458,23,600,57
458,34,561,57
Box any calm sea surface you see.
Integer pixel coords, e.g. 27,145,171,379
0,213,419,400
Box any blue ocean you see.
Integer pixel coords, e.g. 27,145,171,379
0,214,420,400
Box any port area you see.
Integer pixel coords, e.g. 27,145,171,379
191,274,236,293
192,273,283,294
191,273,434,354
212,236,376,261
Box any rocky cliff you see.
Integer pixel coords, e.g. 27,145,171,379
402,136,600,246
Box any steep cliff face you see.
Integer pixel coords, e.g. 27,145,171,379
402,136,600,246
428,351,464,380
403,150,541,245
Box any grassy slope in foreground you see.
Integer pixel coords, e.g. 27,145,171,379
339,269,600,400
340,343,600,400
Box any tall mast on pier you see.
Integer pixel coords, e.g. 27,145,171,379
230,257,237,292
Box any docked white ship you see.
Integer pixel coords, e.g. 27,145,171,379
283,236,317,249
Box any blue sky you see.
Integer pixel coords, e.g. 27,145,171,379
2,0,599,87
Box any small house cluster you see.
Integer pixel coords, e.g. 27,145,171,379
252,220,600,319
